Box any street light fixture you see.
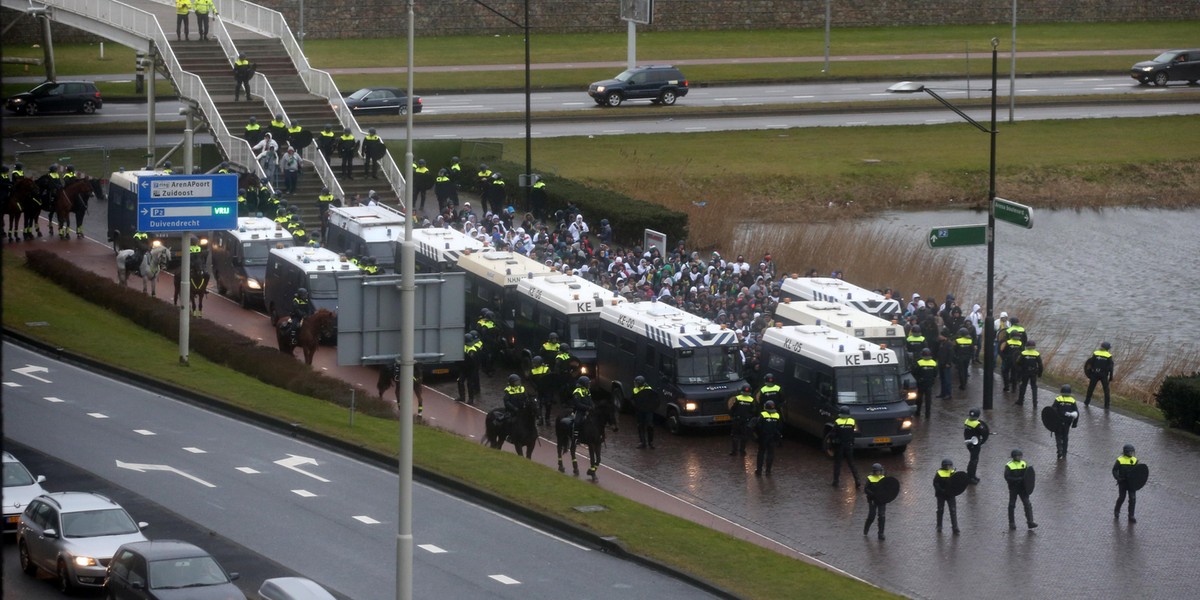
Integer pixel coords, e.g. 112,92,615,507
888,37,1000,411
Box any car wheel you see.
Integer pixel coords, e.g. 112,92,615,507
666,407,682,435
57,560,77,594
659,90,677,106
81,100,97,114
18,541,38,576
398,105,408,116
605,92,623,107
1153,71,1169,86
25,102,38,116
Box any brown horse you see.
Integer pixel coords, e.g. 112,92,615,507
377,361,425,417
52,178,100,239
7,178,41,240
275,308,335,365
173,268,210,317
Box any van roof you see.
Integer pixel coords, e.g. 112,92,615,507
762,324,896,367
600,300,738,349
269,246,360,274
517,274,625,315
228,216,294,243
456,250,554,287
327,204,407,243
411,226,489,265
774,300,903,340
779,277,901,317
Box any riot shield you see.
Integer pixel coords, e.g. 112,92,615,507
1040,406,1060,433
1023,465,1037,495
947,471,971,497
978,421,991,445
1127,463,1150,492
875,476,901,505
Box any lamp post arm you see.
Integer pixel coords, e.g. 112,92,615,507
921,88,992,133
470,0,523,28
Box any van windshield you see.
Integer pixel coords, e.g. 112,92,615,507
675,346,742,384
835,366,900,404
568,315,598,350
307,273,338,298
242,241,272,265
367,242,393,262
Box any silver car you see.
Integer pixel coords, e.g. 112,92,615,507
17,492,149,594
3,451,47,533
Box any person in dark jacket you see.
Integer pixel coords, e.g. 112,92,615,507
498,373,527,425
913,348,938,418
528,356,552,426
963,408,987,484
728,384,757,456
362,129,386,179
1004,449,1038,530
1084,341,1115,409
1052,384,1080,460
953,327,974,391
455,332,481,405
632,375,660,449
863,463,888,540
569,376,595,441
316,124,337,162
752,400,782,475
413,158,434,211
936,333,955,400
933,458,960,534
1015,340,1044,407
1112,443,1140,523
233,53,255,101
482,172,507,216
832,406,860,488
434,168,456,212
337,129,358,179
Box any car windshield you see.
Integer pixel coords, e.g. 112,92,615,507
149,556,230,589
61,508,139,537
835,365,900,405
1153,51,1180,63
567,315,598,350
675,346,742,384
3,462,35,487
613,70,637,82
347,88,373,100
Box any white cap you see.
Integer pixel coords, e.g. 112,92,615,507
912,292,920,298
1000,311,1009,318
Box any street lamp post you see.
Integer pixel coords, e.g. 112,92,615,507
888,38,1000,411
471,0,532,206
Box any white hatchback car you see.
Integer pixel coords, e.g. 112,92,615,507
18,491,149,594
3,451,47,533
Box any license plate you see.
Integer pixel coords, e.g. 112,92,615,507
6,515,18,524
873,437,891,444
713,414,731,423
432,368,450,375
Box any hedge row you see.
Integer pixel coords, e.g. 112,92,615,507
1157,372,1200,435
23,250,394,417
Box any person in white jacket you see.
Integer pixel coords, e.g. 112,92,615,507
968,303,984,364
252,133,279,187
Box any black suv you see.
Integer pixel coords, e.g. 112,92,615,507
5,80,103,115
588,65,689,107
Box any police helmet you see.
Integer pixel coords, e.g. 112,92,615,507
343,127,351,134
1060,384,1072,394
634,375,646,385
238,52,246,59
469,329,479,339
275,113,283,120
1101,341,1112,350
481,308,492,319
48,164,58,172
968,408,980,419
324,123,332,130
764,400,776,410
321,186,329,194
276,207,288,216
941,458,954,468
765,373,775,383
163,161,171,168
418,159,426,166
1011,448,1023,459
577,376,590,387
369,128,377,135
66,164,75,172
921,348,932,356
220,161,229,169
531,356,543,365
1009,317,1019,325
492,172,502,180
958,327,968,335
464,333,473,343
1027,340,1037,348
871,463,884,473
249,116,257,122
297,287,309,298
839,406,850,415
479,163,489,170
438,168,448,176
548,332,558,341
1123,444,1135,455
741,384,752,393
508,374,521,384
911,325,921,333
451,156,459,162
14,162,23,169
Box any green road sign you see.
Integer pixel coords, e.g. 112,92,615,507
994,197,1033,229
928,224,987,249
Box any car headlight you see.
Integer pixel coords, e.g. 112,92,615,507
11,98,24,105
246,278,262,290
73,555,98,567
595,85,606,93
1141,66,1154,72
906,389,918,401
901,418,913,430
578,365,588,375
684,401,698,412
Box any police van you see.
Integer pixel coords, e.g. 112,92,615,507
107,169,186,264
404,226,490,274
456,250,556,361
596,300,747,433
759,325,913,454
323,204,407,270
211,217,293,309
263,246,360,326
514,274,625,376
779,277,902,321
774,300,918,403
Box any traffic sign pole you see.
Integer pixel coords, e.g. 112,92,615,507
179,110,193,366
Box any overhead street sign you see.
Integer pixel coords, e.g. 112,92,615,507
136,174,238,233
994,197,1034,229
928,224,987,249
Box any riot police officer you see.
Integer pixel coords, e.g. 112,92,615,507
632,375,660,449
1113,443,1140,523
756,372,781,410
864,463,888,540
728,384,757,456
1015,339,1044,407
933,458,960,534
285,288,314,344
456,332,481,405
1004,449,1037,530
570,376,595,441
832,406,860,488
476,309,499,376
963,408,987,484
1053,384,1080,460
1085,341,1115,409
528,356,552,425
913,348,938,418
753,400,782,475
499,374,527,425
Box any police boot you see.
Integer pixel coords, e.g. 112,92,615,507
936,510,943,531
636,425,647,449
877,515,885,540
863,519,872,536
1128,499,1137,523
1009,507,1017,530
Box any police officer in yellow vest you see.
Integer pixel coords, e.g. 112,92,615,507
728,384,757,457
753,400,782,475
756,372,782,411
456,332,481,405
243,115,263,145
1015,340,1044,407
337,129,358,178
194,0,214,40
1001,317,1026,392
10,162,24,181
1084,341,1115,409
435,168,455,212
530,176,548,220
953,327,974,391
362,129,385,179
447,156,463,205
528,356,553,425
498,374,527,425
540,332,561,365
863,463,888,540
1052,385,1080,460
832,406,861,488
963,408,987,484
316,124,337,162
905,325,927,363
1004,449,1038,530
914,348,938,418
233,54,254,101
476,309,499,376
175,0,192,41
932,458,960,534
317,186,339,238
413,159,433,211
632,375,660,449
1112,444,1139,522
570,376,595,442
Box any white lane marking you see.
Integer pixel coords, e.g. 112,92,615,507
134,429,156,436
236,467,259,474
489,575,520,585
88,412,109,419
3,382,20,387
844,121,868,126
274,454,331,482
418,544,447,554
561,102,587,106
792,95,814,99
714,97,739,101
353,515,381,524
13,365,52,383
183,447,206,454
1094,87,1116,90
44,396,65,402
115,460,216,488
684,126,708,131
292,489,317,497
601,129,627,134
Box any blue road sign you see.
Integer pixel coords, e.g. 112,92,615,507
136,174,238,233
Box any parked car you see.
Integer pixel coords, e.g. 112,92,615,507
1130,49,1200,86
343,86,423,115
106,540,246,600
587,65,689,107
17,492,149,594
258,577,337,600
5,80,103,115
3,451,47,534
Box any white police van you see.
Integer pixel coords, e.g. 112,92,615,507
774,300,918,402
323,204,407,270
779,277,902,321
514,274,625,376
405,226,490,274
596,300,747,433
760,325,913,454
211,217,293,309
456,250,556,362
263,246,360,324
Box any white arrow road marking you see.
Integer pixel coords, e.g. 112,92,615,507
353,516,380,524
134,430,156,436
419,544,447,554
273,454,330,482
115,460,216,488
236,467,259,474
3,382,21,387
489,575,520,585
43,396,65,403
88,413,109,419
292,489,316,497
183,447,206,454
13,365,52,383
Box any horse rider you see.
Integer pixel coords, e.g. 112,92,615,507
753,400,783,475
285,287,315,345
570,376,595,442
632,375,661,449
528,356,553,426
36,164,63,207
728,383,757,456
498,374,527,426
129,231,151,270
9,162,24,182
62,165,79,187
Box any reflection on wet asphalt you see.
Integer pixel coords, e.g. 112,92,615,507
434,366,1198,600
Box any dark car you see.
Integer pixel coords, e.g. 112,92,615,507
588,65,689,107
5,80,103,115
1130,49,1200,86
105,540,245,600
343,86,423,115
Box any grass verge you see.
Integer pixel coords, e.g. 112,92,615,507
1,249,899,599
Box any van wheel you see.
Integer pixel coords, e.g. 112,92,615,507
822,431,836,459
605,92,623,107
666,408,683,435
892,445,908,454
658,90,677,106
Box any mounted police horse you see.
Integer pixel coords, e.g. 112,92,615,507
483,400,540,459
275,308,335,365
7,178,41,240
173,267,211,317
555,396,617,481
115,245,171,296
51,177,102,239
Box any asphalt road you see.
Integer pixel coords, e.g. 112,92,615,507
2,342,724,600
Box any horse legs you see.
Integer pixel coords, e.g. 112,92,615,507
570,439,580,475
588,447,600,481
